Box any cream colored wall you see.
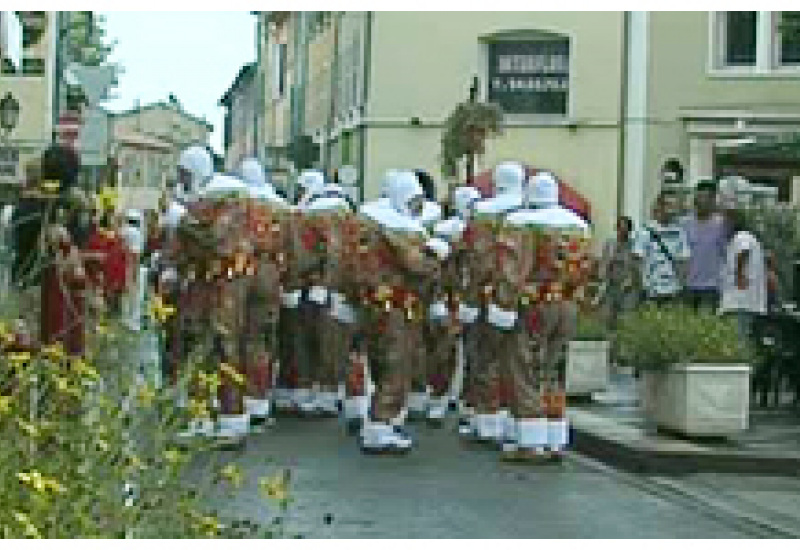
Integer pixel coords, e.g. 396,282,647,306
363,124,619,241
644,11,800,208
362,12,625,242
114,107,210,148
305,23,335,135
263,15,292,149
0,12,55,173
648,12,800,116
368,12,624,121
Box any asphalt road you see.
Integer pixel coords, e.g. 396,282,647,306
200,416,758,538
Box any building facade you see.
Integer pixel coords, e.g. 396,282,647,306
110,97,213,210
257,11,800,239
0,11,57,192
220,62,258,171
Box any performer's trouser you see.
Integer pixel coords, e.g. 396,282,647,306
368,309,421,422
277,306,301,389
469,319,503,414
319,314,354,392
243,319,277,400
214,279,246,416
425,321,457,398
537,301,578,418
296,296,327,389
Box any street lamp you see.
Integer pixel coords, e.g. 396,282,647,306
0,92,21,137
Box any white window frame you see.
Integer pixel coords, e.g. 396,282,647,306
479,29,575,124
709,11,800,77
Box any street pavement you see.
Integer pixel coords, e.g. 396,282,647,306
198,416,771,538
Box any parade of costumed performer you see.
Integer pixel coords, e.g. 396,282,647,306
502,171,590,460
237,158,289,427
38,143,87,357
273,169,326,413
426,185,482,426
357,170,449,453
163,145,214,380
461,162,525,445
300,178,359,417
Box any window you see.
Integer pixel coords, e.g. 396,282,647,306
712,11,800,72
18,12,46,49
272,42,288,99
487,37,570,116
778,11,800,65
724,12,757,66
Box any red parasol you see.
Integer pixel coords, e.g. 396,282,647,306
468,166,591,223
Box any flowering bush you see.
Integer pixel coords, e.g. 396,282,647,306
615,305,752,371
0,293,291,538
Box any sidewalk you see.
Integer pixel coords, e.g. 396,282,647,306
569,372,800,476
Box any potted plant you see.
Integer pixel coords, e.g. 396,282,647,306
565,313,610,398
616,305,753,437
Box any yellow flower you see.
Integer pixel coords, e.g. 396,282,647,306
219,463,244,489
137,384,156,406
54,376,70,393
71,358,99,380
7,352,31,367
188,398,210,419
40,344,65,362
219,363,245,386
125,452,145,471
258,470,290,502
96,186,118,211
163,448,186,465
17,420,38,438
13,512,42,539
0,395,12,415
198,515,222,537
17,471,63,494
41,179,60,194
150,295,177,324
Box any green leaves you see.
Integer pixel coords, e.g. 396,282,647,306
616,304,752,371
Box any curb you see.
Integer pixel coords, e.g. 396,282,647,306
572,420,800,477
568,452,800,539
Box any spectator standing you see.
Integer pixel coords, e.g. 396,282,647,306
681,180,727,310
598,215,638,330
720,209,767,340
633,193,691,306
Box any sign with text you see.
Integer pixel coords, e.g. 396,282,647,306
488,39,570,115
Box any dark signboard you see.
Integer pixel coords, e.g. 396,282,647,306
488,39,569,115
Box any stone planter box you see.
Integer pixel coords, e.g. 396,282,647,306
566,340,610,397
641,364,752,437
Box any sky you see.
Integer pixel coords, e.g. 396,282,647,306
101,11,256,154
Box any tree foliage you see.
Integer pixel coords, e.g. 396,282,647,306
65,11,121,85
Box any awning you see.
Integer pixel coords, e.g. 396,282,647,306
1,11,22,71
469,165,592,223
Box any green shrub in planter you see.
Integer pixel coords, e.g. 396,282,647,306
615,304,752,371
575,314,608,341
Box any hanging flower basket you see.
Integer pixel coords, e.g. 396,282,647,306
441,102,504,179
